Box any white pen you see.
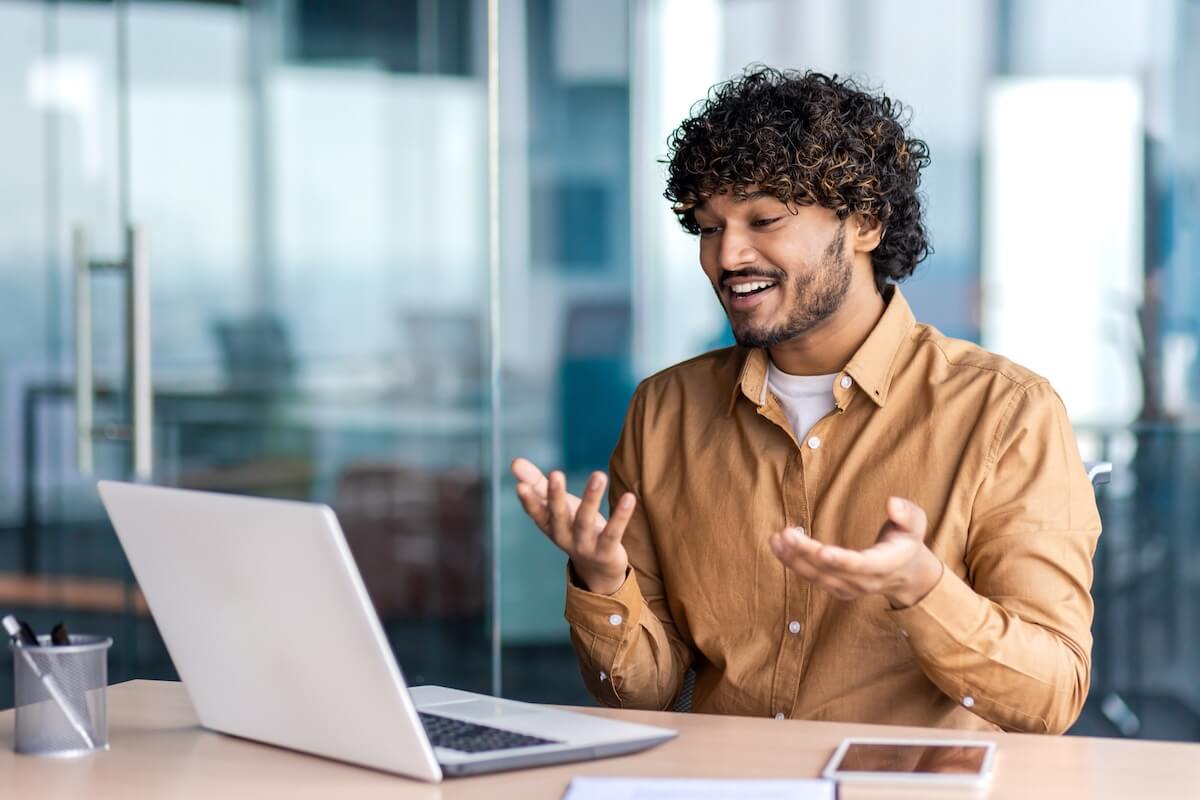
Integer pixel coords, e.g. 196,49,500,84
3,614,96,750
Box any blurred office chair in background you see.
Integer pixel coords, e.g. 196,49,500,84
398,310,484,405
334,463,486,620
171,313,311,499
212,313,297,396
560,299,634,474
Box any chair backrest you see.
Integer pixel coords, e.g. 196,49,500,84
1086,461,1112,486
669,460,1115,714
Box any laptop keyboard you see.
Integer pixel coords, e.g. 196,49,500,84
418,712,563,754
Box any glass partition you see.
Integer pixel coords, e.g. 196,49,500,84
0,0,494,706
496,0,636,703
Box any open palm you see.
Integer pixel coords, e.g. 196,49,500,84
511,458,635,595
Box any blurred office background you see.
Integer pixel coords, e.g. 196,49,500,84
0,0,1197,741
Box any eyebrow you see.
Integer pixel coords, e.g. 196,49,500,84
695,190,775,211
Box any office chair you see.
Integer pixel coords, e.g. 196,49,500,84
670,460,1114,713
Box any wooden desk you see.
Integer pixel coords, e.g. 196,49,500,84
3,681,1197,799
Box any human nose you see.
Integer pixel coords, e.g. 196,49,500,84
716,224,756,272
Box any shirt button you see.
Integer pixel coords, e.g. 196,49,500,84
599,671,607,682
774,712,786,720
899,628,910,639
962,696,976,709
807,435,821,450
788,620,801,635
840,375,852,389
608,614,623,626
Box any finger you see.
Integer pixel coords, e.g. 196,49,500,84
598,492,637,547
814,544,874,574
770,535,862,597
858,526,920,573
770,532,872,597
769,530,830,578
511,458,549,496
887,496,927,538
773,527,824,562
769,534,821,578
572,472,608,540
805,534,911,591
563,488,585,518
817,539,906,576
546,471,575,550
514,482,552,533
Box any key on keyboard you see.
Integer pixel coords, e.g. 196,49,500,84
418,712,563,754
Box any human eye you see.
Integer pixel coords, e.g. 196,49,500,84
751,216,783,228
697,224,722,237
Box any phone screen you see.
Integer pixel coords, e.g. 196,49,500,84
833,742,990,775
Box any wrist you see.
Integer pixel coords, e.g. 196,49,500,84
572,562,627,596
887,548,944,609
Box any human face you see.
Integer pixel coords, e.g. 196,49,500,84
694,189,853,349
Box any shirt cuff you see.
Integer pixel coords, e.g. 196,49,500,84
886,565,988,657
563,562,643,641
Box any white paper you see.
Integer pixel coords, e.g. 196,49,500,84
563,777,835,800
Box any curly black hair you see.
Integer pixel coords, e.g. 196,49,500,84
664,67,932,290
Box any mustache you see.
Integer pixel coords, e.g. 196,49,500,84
718,267,786,289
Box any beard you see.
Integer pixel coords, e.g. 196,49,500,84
726,224,853,349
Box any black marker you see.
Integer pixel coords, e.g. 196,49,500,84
12,616,38,646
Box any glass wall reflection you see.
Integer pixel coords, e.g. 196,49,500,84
0,0,493,705
497,0,635,703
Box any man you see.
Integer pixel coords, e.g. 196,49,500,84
512,68,1100,734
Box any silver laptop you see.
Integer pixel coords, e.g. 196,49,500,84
96,480,675,781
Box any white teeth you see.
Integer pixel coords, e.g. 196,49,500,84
730,281,775,295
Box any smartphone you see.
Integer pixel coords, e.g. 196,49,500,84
822,736,997,788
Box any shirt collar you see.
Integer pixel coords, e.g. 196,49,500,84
726,285,916,414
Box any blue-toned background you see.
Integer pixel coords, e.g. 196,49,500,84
0,0,1197,742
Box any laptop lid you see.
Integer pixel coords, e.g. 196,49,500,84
96,480,443,782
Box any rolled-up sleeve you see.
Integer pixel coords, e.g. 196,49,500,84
564,385,694,710
889,380,1101,733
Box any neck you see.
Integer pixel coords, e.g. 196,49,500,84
767,279,887,376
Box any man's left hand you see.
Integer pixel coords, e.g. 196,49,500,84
768,497,945,609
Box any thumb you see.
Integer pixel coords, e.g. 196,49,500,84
886,496,925,536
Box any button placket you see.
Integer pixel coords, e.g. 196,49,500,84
772,447,810,723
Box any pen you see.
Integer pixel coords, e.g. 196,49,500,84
14,618,37,646
2,614,96,750
48,621,93,720
50,622,70,647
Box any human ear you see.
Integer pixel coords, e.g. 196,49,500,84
851,213,883,254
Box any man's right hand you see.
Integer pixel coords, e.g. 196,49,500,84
511,457,635,596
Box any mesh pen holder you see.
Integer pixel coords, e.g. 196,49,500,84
10,634,112,756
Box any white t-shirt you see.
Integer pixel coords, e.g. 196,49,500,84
765,361,838,441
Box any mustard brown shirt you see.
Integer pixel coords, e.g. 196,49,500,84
564,287,1101,734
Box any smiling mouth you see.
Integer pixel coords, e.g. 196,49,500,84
726,280,778,299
